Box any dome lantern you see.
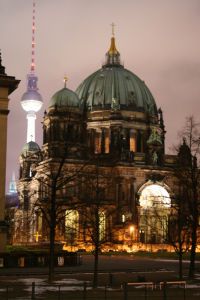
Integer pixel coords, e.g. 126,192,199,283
104,37,121,67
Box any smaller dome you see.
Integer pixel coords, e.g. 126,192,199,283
49,87,80,108
21,141,40,153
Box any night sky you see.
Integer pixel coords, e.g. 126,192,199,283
1,0,200,192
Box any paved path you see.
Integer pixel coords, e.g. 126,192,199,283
0,255,200,276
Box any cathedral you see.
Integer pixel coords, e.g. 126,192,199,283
14,35,179,252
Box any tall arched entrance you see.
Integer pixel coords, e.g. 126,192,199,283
138,183,171,244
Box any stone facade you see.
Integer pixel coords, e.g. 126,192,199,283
14,38,180,251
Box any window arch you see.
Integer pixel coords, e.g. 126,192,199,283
65,210,79,243
139,184,171,208
99,211,106,241
138,183,171,244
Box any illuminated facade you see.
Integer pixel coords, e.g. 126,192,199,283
15,35,182,251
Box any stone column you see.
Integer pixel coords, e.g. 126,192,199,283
0,53,20,251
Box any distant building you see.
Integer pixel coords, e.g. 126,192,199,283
6,172,18,207
14,36,184,251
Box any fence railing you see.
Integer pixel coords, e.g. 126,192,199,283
0,280,188,300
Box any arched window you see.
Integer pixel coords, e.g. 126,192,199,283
139,184,171,244
65,210,79,243
94,132,101,154
139,184,171,208
99,211,106,241
130,130,136,152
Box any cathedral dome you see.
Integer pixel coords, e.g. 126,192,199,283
76,38,157,115
21,141,40,153
49,82,80,109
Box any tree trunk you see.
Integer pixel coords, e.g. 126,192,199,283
189,181,198,279
49,187,56,283
189,225,197,279
93,243,99,288
93,205,100,288
179,252,183,280
49,223,55,282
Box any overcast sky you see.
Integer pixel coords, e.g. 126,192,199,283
1,0,200,192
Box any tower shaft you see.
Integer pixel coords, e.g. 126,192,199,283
27,112,36,142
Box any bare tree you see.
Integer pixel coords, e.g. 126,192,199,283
77,155,116,288
16,106,88,282
175,116,200,279
168,195,191,279
33,157,85,282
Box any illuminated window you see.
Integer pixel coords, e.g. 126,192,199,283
130,131,136,152
65,210,79,243
99,212,106,241
139,184,171,243
122,214,125,223
139,184,171,208
94,133,101,154
38,212,42,234
105,130,110,153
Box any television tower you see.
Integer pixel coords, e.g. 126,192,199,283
21,0,43,142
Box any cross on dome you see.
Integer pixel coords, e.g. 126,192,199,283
110,22,116,37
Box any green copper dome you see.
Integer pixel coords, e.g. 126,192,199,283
49,87,80,108
21,141,41,153
76,38,157,115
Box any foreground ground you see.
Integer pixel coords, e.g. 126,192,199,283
0,254,200,299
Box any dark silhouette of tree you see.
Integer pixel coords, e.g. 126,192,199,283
77,155,116,288
33,156,85,282
174,116,200,279
16,108,88,282
168,194,191,279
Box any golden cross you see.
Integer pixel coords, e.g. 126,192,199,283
110,22,116,37
34,231,42,242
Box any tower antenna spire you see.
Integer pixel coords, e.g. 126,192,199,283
21,0,43,143
31,0,36,73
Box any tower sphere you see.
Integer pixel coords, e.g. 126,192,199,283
21,74,43,113
21,73,43,142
